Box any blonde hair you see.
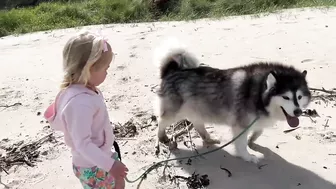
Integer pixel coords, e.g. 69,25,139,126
60,30,110,89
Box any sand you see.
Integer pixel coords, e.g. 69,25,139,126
1,7,336,189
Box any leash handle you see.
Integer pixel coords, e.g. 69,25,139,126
113,141,122,162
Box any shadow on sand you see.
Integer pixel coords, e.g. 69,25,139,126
170,144,335,189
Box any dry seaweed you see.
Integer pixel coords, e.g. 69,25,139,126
0,133,56,173
170,172,210,189
112,119,138,138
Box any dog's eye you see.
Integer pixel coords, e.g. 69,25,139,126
282,96,290,100
298,95,302,100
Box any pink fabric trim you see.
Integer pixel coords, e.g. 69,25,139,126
44,91,62,122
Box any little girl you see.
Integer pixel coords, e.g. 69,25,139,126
44,31,128,189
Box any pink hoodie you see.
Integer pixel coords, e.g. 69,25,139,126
44,84,115,172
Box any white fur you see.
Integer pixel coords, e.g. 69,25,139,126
264,72,310,120
266,72,276,92
279,91,297,117
152,37,199,75
231,70,247,87
267,89,310,120
297,90,310,108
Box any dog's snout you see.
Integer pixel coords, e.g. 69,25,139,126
294,109,302,117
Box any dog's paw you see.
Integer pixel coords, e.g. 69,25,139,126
168,140,178,150
240,153,260,164
155,144,161,156
203,138,221,145
158,135,170,144
248,141,258,150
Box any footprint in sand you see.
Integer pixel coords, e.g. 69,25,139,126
116,65,127,70
0,87,23,110
105,95,126,110
0,87,23,100
301,59,314,63
118,76,132,84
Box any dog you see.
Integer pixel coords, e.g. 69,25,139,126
152,38,311,164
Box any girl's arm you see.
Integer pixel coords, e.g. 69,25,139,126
63,95,115,172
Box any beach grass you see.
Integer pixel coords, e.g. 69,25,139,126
0,0,335,37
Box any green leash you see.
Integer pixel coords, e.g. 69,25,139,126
124,116,260,184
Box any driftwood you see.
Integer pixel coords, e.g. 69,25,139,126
310,87,336,102
301,87,336,121
0,133,55,173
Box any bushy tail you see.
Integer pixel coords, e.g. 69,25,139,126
152,37,200,79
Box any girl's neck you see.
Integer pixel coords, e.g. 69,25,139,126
86,84,98,94
70,83,98,94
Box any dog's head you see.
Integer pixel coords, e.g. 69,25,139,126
263,68,311,128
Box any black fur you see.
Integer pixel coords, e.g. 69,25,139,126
159,61,311,119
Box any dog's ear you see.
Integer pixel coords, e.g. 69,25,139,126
302,70,307,78
266,71,277,91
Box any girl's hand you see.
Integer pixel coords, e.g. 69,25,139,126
109,160,128,179
114,177,126,189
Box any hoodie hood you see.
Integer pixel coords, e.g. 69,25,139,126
44,85,96,132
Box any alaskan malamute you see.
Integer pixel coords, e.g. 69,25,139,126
153,38,311,164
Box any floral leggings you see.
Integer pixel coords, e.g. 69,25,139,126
73,153,119,189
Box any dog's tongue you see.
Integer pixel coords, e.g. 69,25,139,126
285,114,299,128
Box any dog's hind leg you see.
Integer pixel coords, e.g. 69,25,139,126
232,126,260,164
157,117,172,143
155,115,175,155
193,123,220,145
248,129,263,147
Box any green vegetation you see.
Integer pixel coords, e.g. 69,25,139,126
0,0,335,37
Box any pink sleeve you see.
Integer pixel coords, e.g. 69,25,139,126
63,95,115,172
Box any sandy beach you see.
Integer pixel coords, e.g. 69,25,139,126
1,7,336,189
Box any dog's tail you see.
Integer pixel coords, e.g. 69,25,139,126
152,37,199,79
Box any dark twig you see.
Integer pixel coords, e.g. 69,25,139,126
323,119,330,129
0,166,9,175
172,122,194,140
258,164,268,170
0,102,22,108
184,122,206,160
312,94,336,98
308,116,317,123
309,87,335,94
140,124,152,129
312,95,336,101
309,87,336,104
220,166,232,177
275,142,286,148
162,151,172,176
283,127,300,134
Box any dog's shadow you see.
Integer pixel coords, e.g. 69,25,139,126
169,144,335,189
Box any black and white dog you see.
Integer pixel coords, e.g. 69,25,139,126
153,38,311,163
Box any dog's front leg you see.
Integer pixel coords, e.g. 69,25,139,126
232,126,260,164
